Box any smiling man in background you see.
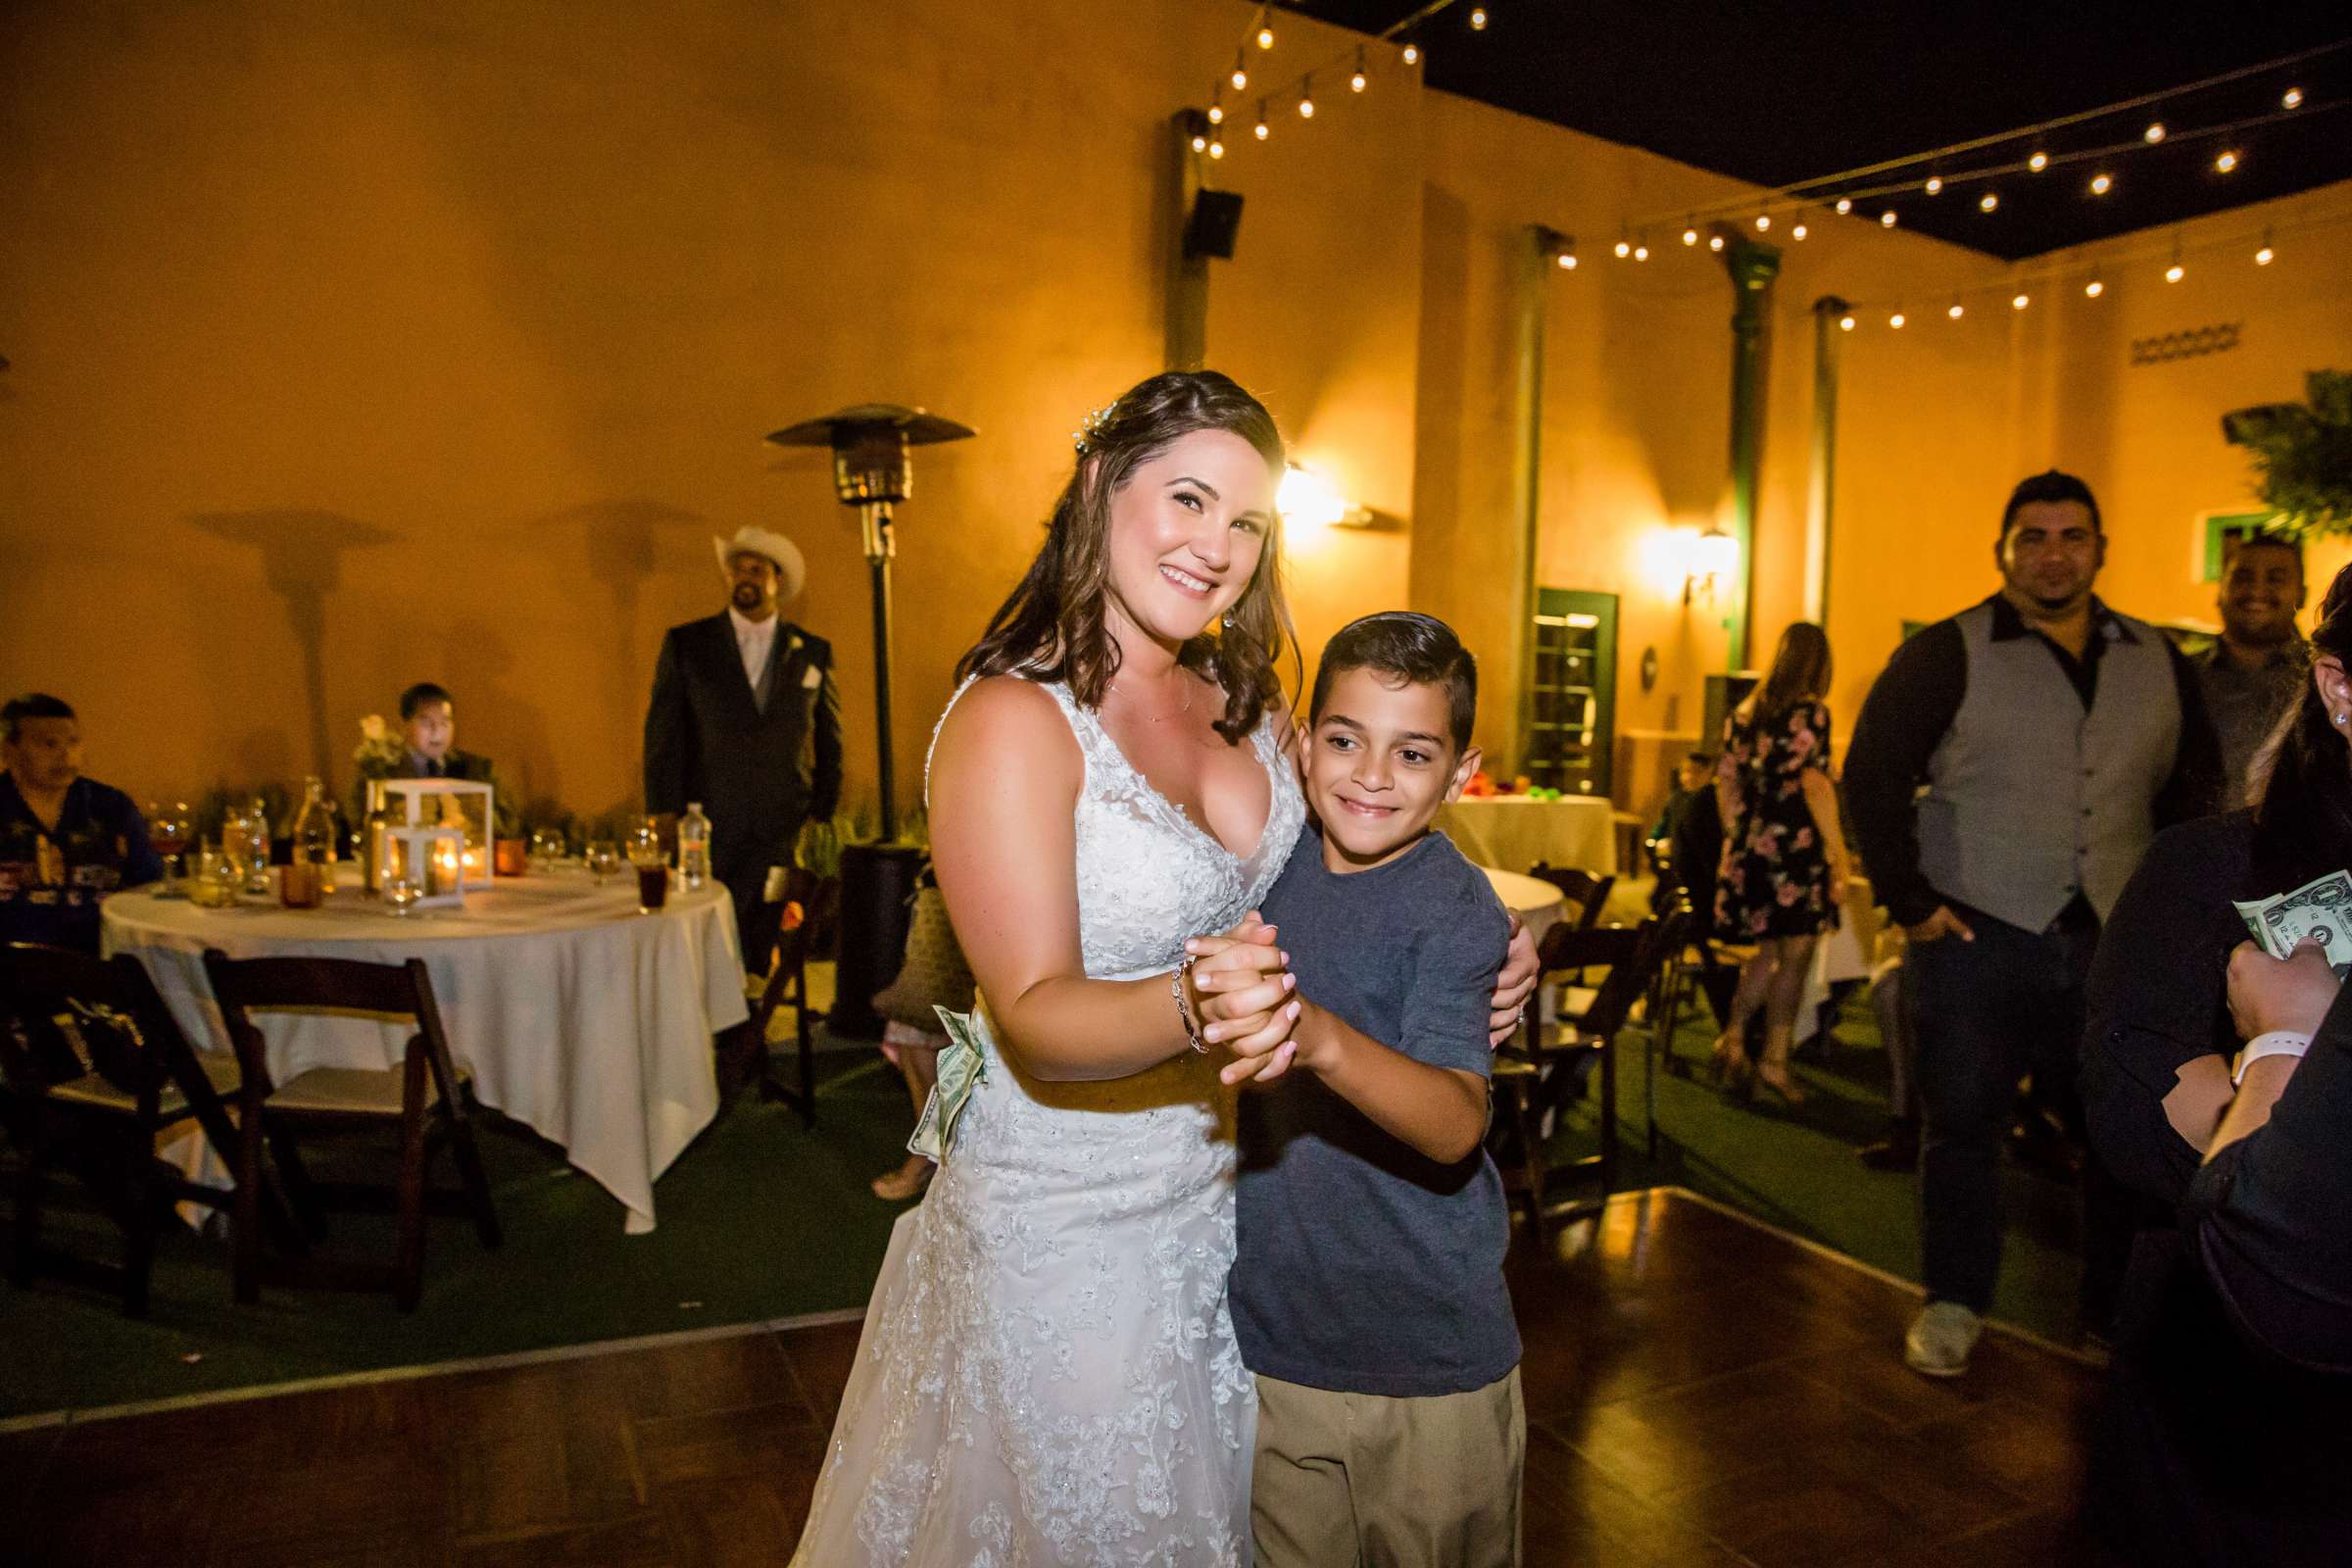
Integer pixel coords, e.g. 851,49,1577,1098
2193,533,2307,810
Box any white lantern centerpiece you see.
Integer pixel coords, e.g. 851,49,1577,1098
368,778,494,892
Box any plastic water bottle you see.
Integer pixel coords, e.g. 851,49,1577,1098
678,803,711,891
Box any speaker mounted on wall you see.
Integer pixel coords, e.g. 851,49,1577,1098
1183,190,1245,261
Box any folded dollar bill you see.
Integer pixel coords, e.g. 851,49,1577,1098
2231,869,2352,979
906,1004,989,1163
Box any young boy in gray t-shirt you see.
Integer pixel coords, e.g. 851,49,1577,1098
1217,612,1521,1566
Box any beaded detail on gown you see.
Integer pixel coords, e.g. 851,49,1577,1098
788,677,1305,1567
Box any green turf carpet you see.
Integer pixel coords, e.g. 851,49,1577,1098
0,989,2090,1421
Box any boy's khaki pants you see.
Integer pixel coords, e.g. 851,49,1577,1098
1251,1367,1524,1568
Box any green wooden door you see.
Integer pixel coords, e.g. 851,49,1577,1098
1526,588,1618,798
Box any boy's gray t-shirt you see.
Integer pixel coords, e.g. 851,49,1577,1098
1233,820,1519,1397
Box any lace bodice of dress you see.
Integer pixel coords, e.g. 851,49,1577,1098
930,675,1303,979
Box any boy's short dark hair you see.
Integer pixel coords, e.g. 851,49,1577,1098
2,692,74,743
399,682,454,720
2000,469,2102,538
1309,612,1477,754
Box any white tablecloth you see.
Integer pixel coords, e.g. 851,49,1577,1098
102,874,748,1234
1439,796,1618,877
1480,866,1569,950
1795,875,1885,1045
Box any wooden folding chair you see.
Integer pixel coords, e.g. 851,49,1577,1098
0,942,296,1315
732,868,830,1127
1492,914,1678,1244
1528,861,1615,932
201,950,501,1312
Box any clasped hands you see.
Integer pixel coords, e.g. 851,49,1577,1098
2226,935,2341,1042
1182,909,1542,1090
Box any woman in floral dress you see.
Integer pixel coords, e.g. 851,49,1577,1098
1711,621,1850,1102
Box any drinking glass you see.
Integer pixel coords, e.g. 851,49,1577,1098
148,802,191,893
528,828,564,872
634,861,669,913
586,841,620,886
383,872,420,916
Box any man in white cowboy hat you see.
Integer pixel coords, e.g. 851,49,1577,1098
643,524,843,968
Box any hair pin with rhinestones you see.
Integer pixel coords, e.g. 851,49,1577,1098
1071,404,1115,455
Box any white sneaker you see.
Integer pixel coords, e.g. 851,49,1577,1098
1904,1300,1982,1378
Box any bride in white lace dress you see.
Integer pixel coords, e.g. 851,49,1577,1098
789,371,1313,1566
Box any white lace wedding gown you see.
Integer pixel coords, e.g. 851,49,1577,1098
789,678,1305,1568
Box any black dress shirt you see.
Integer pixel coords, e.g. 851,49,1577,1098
0,774,164,955
1844,594,2222,928
2081,808,2352,1563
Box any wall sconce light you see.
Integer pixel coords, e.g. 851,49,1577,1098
1685,524,1740,604
1278,464,1373,530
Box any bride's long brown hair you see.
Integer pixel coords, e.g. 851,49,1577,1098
957,370,1296,744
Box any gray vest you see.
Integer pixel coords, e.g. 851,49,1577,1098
1915,600,2180,932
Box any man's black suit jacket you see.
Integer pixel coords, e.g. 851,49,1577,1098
642,612,843,897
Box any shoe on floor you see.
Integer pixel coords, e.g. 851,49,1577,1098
1858,1120,1919,1171
1904,1300,1982,1378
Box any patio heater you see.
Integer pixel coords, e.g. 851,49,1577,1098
766,403,975,1037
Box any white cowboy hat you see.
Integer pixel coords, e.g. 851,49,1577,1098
713,525,807,602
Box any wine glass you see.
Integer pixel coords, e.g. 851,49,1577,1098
586,840,619,886
148,802,191,891
528,828,563,872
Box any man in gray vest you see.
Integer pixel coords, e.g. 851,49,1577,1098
2193,532,2306,809
643,525,844,970
1845,470,2219,1378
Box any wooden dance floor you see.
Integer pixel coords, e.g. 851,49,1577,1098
0,1189,2100,1566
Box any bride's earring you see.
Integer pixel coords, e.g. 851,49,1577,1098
1221,612,1236,631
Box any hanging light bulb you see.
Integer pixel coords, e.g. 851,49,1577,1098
1881,209,1898,227
1792,222,1808,240
1755,211,1771,231
1634,241,1649,261
1469,5,1489,29
1948,300,1965,319
1255,8,1275,48
2029,151,2049,172
1889,310,1907,328
2255,236,2275,266
1191,131,1207,152
1351,48,1368,92
1835,197,1853,215
2012,293,2031,310
2143,122,2166,144
1613,236,1632,259
1298,76,1314,118
1207,94,1225,125
2215,150,2239,172
1708,234,1725,252
2089,172,2113,195
1838,314,1856,332
1980,192,1999,213
1401,40,1421,66
1556,249,1578,270
1208,137,1225,160
1683,220,1699,246
2084,276,2104,298
1231,52,1249,91
2166,232,2185,283
1254,101,1269,140
1925,175,1943,195
2282,86,2304,110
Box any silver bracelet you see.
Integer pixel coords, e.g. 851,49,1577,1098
1172,956,1207,1054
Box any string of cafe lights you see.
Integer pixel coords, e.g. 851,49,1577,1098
1188,0,1489,161
1820,196,2352,335
1557,36,2348,273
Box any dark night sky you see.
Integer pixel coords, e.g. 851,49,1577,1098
1269,2,2352,258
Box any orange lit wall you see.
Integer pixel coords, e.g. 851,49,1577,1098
4,1,2345,835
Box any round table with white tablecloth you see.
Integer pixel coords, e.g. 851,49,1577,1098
1439,795,1618,878
1479,865,1569,950
101,874,748,1234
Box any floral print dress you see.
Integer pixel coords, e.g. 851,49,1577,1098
1713,699,1840,942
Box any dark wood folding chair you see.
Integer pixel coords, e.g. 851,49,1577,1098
201,949,501,1312
730,868,830,1127
1638,902,1700,1160
1528,861,1615,932
1492,913,1679,1245
0,941,297,1315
